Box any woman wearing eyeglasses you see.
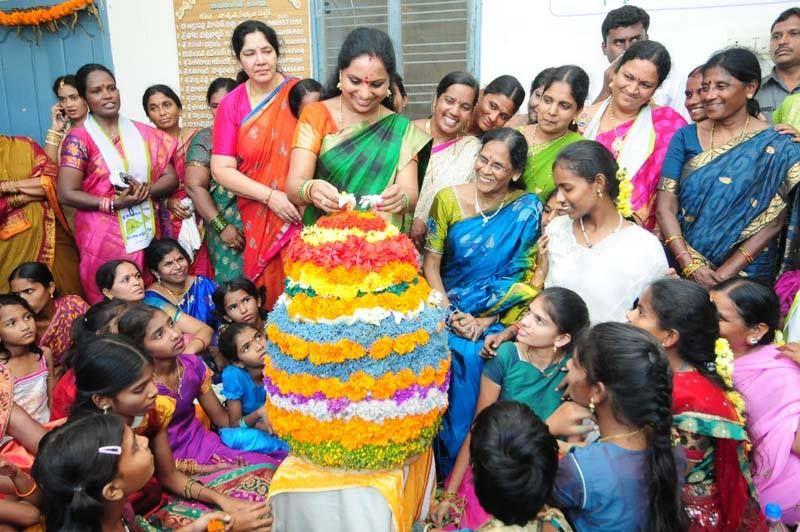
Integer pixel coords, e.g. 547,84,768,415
422,127,542,478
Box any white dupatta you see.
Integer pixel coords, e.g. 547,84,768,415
84,114,156,253
583,97,656,180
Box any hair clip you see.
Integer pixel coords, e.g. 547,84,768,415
98,445,122,455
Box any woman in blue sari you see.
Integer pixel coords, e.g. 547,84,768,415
657,48,800,287
422,128,541,478
143,238,219,328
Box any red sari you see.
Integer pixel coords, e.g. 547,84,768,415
672,371,766,531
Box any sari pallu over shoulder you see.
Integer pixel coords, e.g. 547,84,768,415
302,112,430,226
236,77,300,310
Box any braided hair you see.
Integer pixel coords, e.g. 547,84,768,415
576,322,683,532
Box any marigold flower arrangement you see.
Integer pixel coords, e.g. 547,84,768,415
615,167,634,218
714,338,746,420
265,211,450,470
0,0,98,33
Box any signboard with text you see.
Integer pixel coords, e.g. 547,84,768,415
173,0,312,127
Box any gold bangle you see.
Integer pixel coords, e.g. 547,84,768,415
264,187,274,205
13,479,37,498
682,261,702,278
663,235,684,246
8,194,26,208
738,246,755,264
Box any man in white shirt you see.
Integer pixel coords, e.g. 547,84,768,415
588,5,689,120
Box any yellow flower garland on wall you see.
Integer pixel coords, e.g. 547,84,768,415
0,0,98,29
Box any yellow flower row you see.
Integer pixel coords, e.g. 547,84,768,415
301,225,399,246
266,401,445,449
286,280,432,321
264,358,450,402
285,261,418,299
267,324,431,364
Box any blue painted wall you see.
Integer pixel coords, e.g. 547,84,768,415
0,0,113,140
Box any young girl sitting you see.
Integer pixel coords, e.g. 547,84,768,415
430,287,589,529
554,322,683,531
217,323,288,454
70,335,273,529
33,413,234,532
116,304,285,468
213,278,266,330
0,294,54,431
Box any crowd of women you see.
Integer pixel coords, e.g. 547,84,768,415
2,3,800,531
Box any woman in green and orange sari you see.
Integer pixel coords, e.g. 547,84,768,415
286,28,429,228
210,21,301,310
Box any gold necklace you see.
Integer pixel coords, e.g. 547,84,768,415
158,280,187,305
153,362,184,398
338,96,382,128
710,113,750,150
529,124,568,186
606,99,632,154
521,344,564,378
598,428,643,442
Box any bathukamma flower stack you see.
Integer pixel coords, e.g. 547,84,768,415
265,210,449,470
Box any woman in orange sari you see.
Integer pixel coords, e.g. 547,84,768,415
211,21,301,310
0,135,81,296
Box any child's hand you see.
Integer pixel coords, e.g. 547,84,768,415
175,511,233,532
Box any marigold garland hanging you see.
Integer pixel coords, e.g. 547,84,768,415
0,0,100,40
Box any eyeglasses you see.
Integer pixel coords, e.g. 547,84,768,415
476,155,511,174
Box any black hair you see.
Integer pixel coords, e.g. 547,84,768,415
218,322,257,363
554,140,620,200
116,304,161,349
231,21,281,82
212,277,266,322
64,299,130,370
537,287,590,353
470,401,558,526
71,335,153,418
703,47,761,117
8,261,57,297
576,322,682,532
95,259,140,297
483,75,525,115
0,294,43,361
326,27,398,112
688,64,704,78
647,279,725,388
713,278,780,345
32,414,126,532
289,78,324,118
74,63,115,100
530,67,556,94
601,4,650,41
772,7,800,32
616,40,671,87
391,73,407,98
481,127,528,190
52,75,78,97
540,64,590,111
142,84,182,115
144,238,191,276
436,71,480,105
206,77,238,106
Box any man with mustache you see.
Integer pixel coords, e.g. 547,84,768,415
758,7,800,123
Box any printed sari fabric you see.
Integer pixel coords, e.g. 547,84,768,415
672,370,766,531
425,188,542,477
39,294,89,367
0,136,81,295
212,77,300,309
414,135,480,223
661,126,800,283
144,275,219,328
734,344,800,523
60,120,177,303
186,127,243,282
520,130,583,203
294,101,430,226
582,103,686,229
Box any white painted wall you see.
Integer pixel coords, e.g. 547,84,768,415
479,0,795,100
106,0,180,123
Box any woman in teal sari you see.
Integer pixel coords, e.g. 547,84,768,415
657,48,800,287
287,28,429,227
422,128,542,478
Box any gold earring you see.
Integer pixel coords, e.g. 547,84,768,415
597,189,603,198
387,89,393,98
336,81,342,90
102,405,110,414
589,397,596,415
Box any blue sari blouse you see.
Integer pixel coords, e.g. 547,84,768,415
144,275,219,328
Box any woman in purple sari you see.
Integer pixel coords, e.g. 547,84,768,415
117,304,284,470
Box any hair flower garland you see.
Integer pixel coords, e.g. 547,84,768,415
714,338,746,421
615,167,634,218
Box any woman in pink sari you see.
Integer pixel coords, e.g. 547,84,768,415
579,41,686,229
57,64,178,304
711,278,800,524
